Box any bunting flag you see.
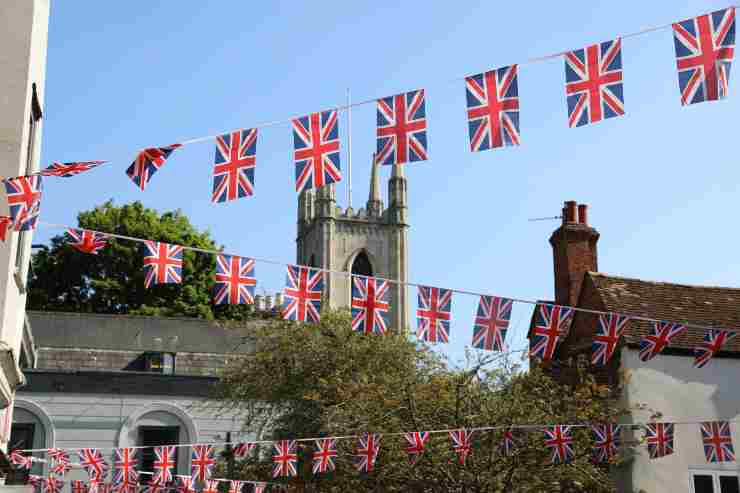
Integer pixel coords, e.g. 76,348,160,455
376,89,428,165
591,424,621,463
543,426,575,465
142,241,184,288
65,228,109,255
48,448,71,476
142,483,164,493
416,286,452,344
175,475,195,493
639,321,687,362
212,129,257,203
253,484,266,493
645,422,674,459
0,215,12,242
529,304,574,361
78,449,108,480
472,295,512,351
354,433,382,473
202,480,219,493
564,38,625,127
40,161,106,178
501,430,517,456
87,480,106,493
694,329,737,368
213,254,257,305
190,445,215,483
4,175,43,231
152,446,176,485
350,276,390,335
272,440,298,478
292,110,341,193
465,66,520,151
701,421,735,462
449,429,474,466
282,265,323,323
112,448,138,493
403,431,430,465
672,7,736,105
227,480,244,493
71,480,88,493
10,449,33,469
44,477,64,493
312,438,338,474
28,475,43,490
233,442,255,458
126,144,181,192
592,313,630,366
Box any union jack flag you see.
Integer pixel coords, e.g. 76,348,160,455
233,442,255,458
354,433,382,473
126,144,181,191
44,477,64,493
465,66,520,151
41,161,106,177
272,440,298,478
28,475,43,490
639,321,687,362
376,89,428,165
592,313,629,366
591,424,621,463
87,480,106,493
544,426,575,464
202,480,219,493
112,448,138,493
212,129,257,203
142,483,165,493
701,421,735,462
152,446,176,485
416,286,452,344
645,422,674,459
529,304,574,360
312,438,338,474
472,295,512,351
0,215,12,242
227,480,244,493
282,265,323,323
4,175,43,231
694,329,737,368
175,475,195,493
351,276,390,335
501,429,517,456
10,450,33,469
66,228,109,255
403,431,430,465
142,241,184,288
71,480,88,493
48,448,71,476
673,7,736,105
564,38,624,127
214,255,256,305
253,484,266,493
190,445,215,483
292,110,341,193
78,449,108,480
449,429,474,466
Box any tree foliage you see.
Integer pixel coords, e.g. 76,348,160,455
216,311,627,492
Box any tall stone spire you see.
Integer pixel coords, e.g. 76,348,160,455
388,162,407,225
366,153,383,217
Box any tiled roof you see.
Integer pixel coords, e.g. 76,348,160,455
587,272,740,352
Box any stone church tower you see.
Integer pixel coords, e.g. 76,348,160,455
296,159,409,332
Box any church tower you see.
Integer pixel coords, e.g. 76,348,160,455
296,158,409,332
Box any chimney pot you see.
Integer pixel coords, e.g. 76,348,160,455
577,204,588,225
564,201,577,223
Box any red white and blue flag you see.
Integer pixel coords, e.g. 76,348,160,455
376,89,428,165
416,286,452,344
214,255,256,305
351,276,390,335
529,304,574,361
4,175,43,231
10,450,33,470
142,241,184,288
673,7,736,105
152,446,176,485
272,440,298,478
695,329,737,368
126,144,181,192
472,295,512,352
66,229,109,255
354,433,382,473
465,66,520,151
449,429,474,466
403,431,430,465
227,481,243,493
639,321,687,362
292,111,341,193
282,265,323,323
592,424,621,463
41,161,106,178
201,480,219,493
0,216,12,242
48,449,71,476
212,129,257,203
190,445,215,484
646,422,674,459
592,313,630,366
78,449,108,480
501,430,517,457
44,477,64,493
175,476,194,493
253,484,266,493
312,438,338,474
71,480,88,493
701,421,735,462
565,39,624,127
112,448,138,493
233,443,255,458
544,426,575,464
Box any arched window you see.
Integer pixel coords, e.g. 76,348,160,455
351,251,373,277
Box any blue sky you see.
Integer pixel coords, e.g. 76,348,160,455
37,0,738,363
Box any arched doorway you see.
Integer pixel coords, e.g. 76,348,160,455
351,250,373,277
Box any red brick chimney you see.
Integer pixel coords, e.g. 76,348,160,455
549,201,599,307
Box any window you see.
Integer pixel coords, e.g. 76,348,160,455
351,251,373,277
143,352,176,374
691,471,740,493
6,423,35,484
138,426,179,480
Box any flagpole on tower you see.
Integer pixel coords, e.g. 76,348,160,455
346,88,352,209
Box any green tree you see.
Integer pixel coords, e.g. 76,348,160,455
216,311,627,492
27,200,255,320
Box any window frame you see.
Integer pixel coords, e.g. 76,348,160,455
689,468,740,493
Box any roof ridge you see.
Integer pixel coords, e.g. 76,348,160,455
586,271,740,292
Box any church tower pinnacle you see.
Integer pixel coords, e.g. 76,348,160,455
366,154,383,217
